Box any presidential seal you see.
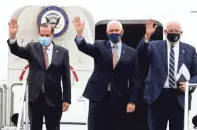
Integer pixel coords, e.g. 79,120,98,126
37,6,69,37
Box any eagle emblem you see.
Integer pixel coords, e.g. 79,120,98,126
37,6,69,37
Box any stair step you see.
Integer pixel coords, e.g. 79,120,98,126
1,126,17,130
1,126,25,130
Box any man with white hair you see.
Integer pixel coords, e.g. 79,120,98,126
73,17,140,130
137,19,197,130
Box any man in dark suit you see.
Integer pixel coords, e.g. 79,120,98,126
7,19,71,130
137,19,197,130
73,17,140,130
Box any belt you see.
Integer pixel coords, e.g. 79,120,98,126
163,88,177,91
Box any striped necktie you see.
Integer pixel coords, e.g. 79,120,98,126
169,45,176,88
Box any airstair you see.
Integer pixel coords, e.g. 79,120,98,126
0,81,29,130
0,81,197,130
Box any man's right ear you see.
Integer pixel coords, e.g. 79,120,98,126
121,29,124,36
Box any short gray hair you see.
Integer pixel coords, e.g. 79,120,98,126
107,20,123,30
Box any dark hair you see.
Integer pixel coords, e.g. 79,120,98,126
38,22,54,35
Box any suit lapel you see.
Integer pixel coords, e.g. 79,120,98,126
161,41,185,72
105,41,125,70
49,43,58,69
114,43,126,70
35,43,45,69
106,41,113,70
161,40,168,70
178,42,185,72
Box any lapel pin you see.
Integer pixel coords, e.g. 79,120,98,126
182,50,185,53
56,50,59,52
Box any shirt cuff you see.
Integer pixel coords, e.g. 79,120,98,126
144,39,149,43
9,38,17,44
75,36,83,44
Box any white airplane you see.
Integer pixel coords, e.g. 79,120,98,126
0,1,197,130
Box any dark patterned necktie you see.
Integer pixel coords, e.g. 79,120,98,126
169,45,176,88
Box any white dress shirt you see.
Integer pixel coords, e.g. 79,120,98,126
43,43,53,66
164,41,179,88
145,39,179,88
9,39,54,67
109,40,122,61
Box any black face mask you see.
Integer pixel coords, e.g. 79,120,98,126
166,32,181,43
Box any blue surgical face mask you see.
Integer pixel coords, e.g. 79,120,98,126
39,36,51,47
107,33,122,43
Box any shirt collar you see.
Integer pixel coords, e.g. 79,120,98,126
110,40,122,49
43,42,53,50
167,40,179,48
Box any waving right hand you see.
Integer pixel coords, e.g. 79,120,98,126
145,19,158,40
9,18,18,39
73,17,84,37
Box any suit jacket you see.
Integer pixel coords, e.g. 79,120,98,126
137,38,197,109
7,40,71,106
75,38,140,104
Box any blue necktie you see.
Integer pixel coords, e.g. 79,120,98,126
169,45,176,88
